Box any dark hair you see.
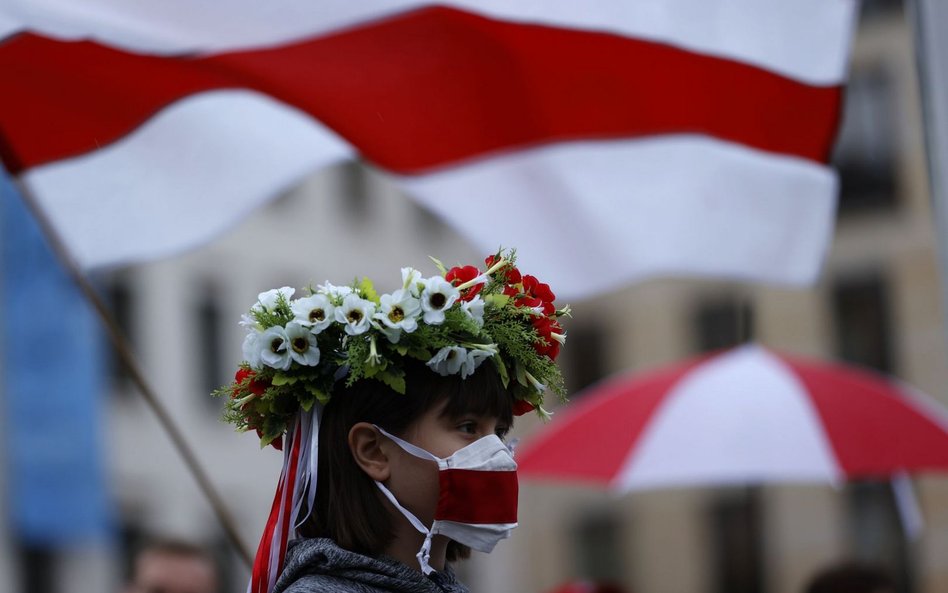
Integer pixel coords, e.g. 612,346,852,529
805,562,895,593
301,358,514,561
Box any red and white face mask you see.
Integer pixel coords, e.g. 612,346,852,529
373,425,519,574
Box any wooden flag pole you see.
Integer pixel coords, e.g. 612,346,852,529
10,179,253,569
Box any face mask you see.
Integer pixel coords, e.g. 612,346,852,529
373,425,518,575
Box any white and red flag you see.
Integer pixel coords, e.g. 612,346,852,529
0,1,857,298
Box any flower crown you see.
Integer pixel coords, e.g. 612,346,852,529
216,249,568,447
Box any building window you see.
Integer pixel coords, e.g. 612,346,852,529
831,65,898,213
709,487,765,593
693,297,753,352
833,274,910,589
565,321,608,395
103,272,135,392
847,480,915,593
831,274,894,374
195,286,225,404
859,0,903,22
336,160,368,218
572,510,625,584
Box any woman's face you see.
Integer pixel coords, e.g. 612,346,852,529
383,397,510,525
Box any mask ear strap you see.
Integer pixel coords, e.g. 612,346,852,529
374,481,436,575
373,425,440,463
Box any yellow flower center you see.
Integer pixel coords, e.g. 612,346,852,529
309,309,325,323
347,310,363,323
292,337,308,353
270,338,283,353
389,306,405,323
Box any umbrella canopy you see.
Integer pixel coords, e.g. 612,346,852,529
517,344,948,491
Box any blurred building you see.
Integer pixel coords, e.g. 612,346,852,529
9,1,948,592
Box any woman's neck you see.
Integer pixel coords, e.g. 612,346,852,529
385,517,448,574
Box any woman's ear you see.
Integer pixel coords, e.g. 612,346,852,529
348,422,391,482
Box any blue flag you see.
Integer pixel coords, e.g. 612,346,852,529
0,171,113,545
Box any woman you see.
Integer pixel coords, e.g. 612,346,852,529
219,250,568,593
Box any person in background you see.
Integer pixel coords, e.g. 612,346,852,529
125,539,220,593
804,561,896,593
549,580,627,593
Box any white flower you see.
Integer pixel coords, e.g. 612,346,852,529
427,345,493,378
420,277,459,325
524,369,546,394
291,294,335,333
242,330,263,369
427,346,468,376
285,322,320,366
463,348,494,379
239,313,261,331
460,296,485,328
374,289,421,343
335,294,377,336
401,267,423,297
259,326,292,371
317,281,353,301
253,286,295,313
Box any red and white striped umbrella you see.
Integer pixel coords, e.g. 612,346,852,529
517,344,948,491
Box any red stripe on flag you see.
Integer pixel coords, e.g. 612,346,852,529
0,6,839,175
436,468,518,524
783,357,948,477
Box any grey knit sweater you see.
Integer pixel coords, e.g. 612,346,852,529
272,538,469,593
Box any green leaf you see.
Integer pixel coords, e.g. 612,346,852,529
358,277,380,304
484,293,510,309
377,369,406,394
304,383,331,405
492,355,510,388
271,373,298,386
428,256,448,276
515,362,528,388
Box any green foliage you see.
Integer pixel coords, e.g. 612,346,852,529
215,248,569,447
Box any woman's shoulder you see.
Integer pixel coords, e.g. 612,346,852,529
274,537,468,593
280,573,372,593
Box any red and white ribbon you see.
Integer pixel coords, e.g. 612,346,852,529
249,406,322,593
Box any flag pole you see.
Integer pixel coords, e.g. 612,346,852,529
909,0,948,360
10,180,253,569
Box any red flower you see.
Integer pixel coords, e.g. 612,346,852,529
506,267,522,284
522,275,555,304
256,430,283,451
233,368,269,396
485,255,521,284
445,265,484,301
513,295,555,316
234,369,280,450
512,399,535,416
532,316,564,360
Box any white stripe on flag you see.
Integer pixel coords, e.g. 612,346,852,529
22,91,353,269
612,345,843,491
400,136,837,298
4,0,857,83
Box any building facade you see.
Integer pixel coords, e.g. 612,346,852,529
13,2,948,592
